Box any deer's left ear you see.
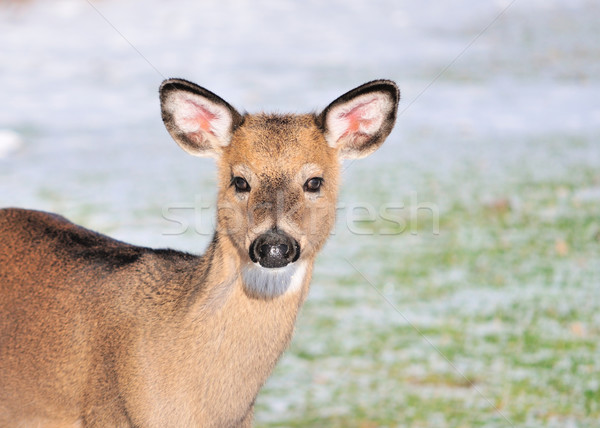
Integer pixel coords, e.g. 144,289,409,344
319,80,399,160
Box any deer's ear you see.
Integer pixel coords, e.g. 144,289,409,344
160,79,243,158
319,80,399,160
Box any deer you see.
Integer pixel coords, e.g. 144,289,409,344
0,78,399,427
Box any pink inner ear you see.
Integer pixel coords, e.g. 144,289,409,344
182,101,218,136
339,98,378,136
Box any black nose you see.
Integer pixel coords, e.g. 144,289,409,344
249,230,300,268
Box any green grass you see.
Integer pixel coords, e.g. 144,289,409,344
254,138,600,427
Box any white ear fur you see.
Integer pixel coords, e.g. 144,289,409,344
160,79,242,158
162,91,234,157
321,80,399,160
325,92,393,149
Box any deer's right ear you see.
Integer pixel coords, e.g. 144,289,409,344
160,79,243,158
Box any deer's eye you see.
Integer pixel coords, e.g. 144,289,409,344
304,177,323,193
232,176,250,192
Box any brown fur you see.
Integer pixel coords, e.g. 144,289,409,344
0,80,398,427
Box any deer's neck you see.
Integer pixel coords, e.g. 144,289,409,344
194,232,314,416
132,233,314,425
188,232,314,385
188,230,314,369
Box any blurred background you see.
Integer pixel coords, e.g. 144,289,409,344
1,0,599,426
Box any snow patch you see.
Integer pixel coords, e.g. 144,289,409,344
0,130,23,158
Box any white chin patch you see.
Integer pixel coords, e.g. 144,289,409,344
242,261,307,299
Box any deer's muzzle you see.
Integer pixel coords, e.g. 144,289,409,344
249,229,300,268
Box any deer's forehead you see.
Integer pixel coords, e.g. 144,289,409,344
223,113,335,172
229,162,323,183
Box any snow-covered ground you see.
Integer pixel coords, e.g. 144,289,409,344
1,0,599,425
